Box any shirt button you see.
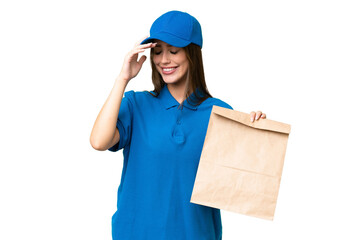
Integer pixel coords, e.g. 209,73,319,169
176,120,181,125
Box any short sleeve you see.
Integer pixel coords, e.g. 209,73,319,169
108,90,134,152
212,98,233,110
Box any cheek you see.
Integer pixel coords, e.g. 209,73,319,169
152,56,160,65
177,53,189,70
180,59,189,73
152,57,162,72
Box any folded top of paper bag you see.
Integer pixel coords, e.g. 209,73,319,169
212,106,291,134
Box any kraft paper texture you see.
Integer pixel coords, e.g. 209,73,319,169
190,106,291,220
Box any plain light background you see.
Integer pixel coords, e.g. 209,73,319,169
1,0,359,239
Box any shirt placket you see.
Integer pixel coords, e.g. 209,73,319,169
172,107,185,144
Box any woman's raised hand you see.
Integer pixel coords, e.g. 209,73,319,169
118,37,157,82
250,111,266,122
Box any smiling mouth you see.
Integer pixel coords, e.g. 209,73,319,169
162,67,177,74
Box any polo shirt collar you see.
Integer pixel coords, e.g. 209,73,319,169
158,84,205,111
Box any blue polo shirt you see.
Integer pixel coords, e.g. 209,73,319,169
108,84,232,240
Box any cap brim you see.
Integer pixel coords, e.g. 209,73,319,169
140,32,191,48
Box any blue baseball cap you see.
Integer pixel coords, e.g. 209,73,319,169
141,10,203,48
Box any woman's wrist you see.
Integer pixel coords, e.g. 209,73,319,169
115,72,131,83
113,76,129,93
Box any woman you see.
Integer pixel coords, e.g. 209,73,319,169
90,10,266,240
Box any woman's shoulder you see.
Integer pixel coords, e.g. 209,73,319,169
123,89,155,100
122,89,159,109
202,96,233,110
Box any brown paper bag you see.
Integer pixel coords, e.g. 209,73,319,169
190,105,291,220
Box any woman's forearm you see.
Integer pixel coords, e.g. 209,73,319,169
90,76,129,151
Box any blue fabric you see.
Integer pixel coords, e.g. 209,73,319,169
141,10,203,48
108,84,232,240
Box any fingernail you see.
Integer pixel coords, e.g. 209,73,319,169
251,118,254,122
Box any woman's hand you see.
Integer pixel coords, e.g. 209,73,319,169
118,37,157,82
250,111,266,122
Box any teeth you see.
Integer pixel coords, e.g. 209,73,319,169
163,68,175,72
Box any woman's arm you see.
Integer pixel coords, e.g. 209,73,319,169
90,38,157,151
90,78,128,151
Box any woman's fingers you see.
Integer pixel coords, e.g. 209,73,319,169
127,43,156,60
135,42,153,50
135,42,157,52
132,36,158,58
130,48,145,57
250,111,266,122
138,55,147,66
138,42,157,50
119,38,157,81
127,41,157,64
135,35,149,46
255,111,262,121
134,35,157,50
250,111,256,122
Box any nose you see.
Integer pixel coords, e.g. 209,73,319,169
161,52,171,64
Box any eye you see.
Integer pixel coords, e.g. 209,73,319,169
154,51,162,55
170,51,178,54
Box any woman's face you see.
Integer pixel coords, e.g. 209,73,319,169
152,40,189,86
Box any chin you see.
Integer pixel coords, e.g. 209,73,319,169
163,78,180,84
162,75,187,85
